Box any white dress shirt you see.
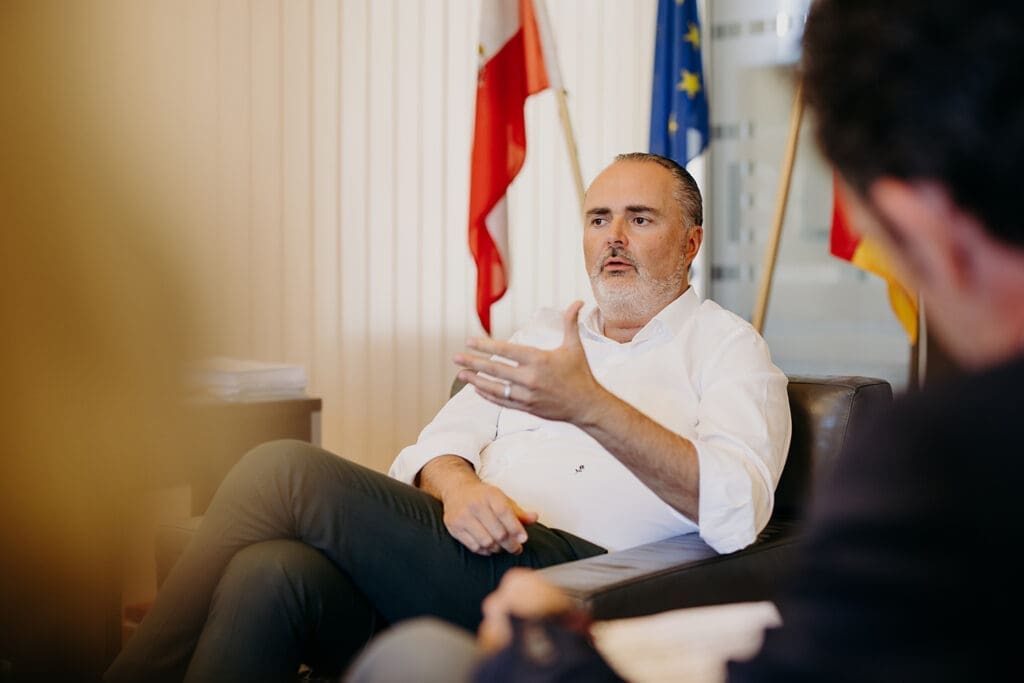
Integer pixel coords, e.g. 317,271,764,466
389,289,791,553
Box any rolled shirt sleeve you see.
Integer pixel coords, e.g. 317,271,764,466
690,324,791,554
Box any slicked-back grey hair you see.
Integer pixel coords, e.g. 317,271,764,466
612,152,703,230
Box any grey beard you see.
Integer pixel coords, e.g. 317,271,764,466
590,260,688,323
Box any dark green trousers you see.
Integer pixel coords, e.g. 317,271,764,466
104,440,605,682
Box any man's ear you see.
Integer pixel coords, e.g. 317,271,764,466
685,225,703,265
868,179,973,291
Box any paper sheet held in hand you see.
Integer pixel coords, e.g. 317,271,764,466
590,601,781,683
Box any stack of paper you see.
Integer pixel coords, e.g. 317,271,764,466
590,601,781,683
185,357,308,402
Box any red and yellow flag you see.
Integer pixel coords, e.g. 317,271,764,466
830,175,919,344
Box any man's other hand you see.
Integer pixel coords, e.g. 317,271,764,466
443,479,538,556
417,455,538,556
477,568,575,652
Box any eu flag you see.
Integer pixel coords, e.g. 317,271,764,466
649,0,709,166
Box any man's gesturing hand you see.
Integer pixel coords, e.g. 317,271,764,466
418,455,538,556
454,300,607,425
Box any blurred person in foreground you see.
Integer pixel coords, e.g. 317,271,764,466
345,1,1024,681
0,1,203,679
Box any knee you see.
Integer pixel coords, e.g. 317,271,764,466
215,439,366,519
229,438,324,486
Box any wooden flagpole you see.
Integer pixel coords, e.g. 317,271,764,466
555,90,586,212
908,292,923,391
751,80,804,334
534,0,586,212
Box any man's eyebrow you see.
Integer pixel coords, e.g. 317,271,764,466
625,204,662,215
585,206,664,216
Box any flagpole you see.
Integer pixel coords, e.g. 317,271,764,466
909,291,923,390
533,0,586,212
751,79,804,334
555,89,586,212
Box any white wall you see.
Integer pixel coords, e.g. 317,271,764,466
137,0,662,472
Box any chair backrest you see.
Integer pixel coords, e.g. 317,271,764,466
774,375,892,521
450,373,893,522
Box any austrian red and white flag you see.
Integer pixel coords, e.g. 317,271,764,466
468,0,561,334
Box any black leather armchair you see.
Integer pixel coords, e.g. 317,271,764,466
154,375,892,622
537,375,893,620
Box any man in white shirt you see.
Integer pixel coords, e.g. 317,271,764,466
105,153,791,682
394,154,790,553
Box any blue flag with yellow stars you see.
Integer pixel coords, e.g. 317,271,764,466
650,0,709,166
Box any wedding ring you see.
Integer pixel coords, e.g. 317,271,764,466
503,383,512,400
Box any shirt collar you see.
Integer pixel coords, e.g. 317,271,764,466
580,287,700,344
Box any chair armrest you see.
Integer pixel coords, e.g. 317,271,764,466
539,522,802,621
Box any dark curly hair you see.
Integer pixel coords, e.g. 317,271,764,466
800,0,1024,248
